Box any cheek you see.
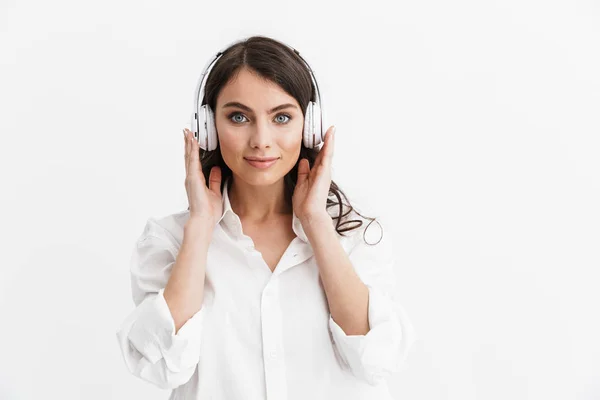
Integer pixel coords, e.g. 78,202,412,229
279,129,303,155
216,126,240,151
215,132,241,167
285,118,305,145
280,138,303,169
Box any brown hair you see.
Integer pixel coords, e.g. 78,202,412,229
197,35,382,245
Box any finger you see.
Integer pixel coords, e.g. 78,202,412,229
184,129,191,173
187,130,196,178
297,158,310,186
313,131,329,168
209,166,222,195
323,126,335,167
313,139,326,167
189,131,204,182
183,129,188,170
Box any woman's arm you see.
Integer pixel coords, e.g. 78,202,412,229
302,215,417,386
115,217,214,390
164,217,213,333
302,214,370,336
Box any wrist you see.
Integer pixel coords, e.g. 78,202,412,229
300,212,332,228
184,217,214,238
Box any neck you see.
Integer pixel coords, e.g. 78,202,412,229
228,175,292,223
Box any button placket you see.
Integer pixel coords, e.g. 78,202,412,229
261,281,287,399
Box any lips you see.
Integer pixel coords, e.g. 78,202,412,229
245,158,278,169
244,157,279,161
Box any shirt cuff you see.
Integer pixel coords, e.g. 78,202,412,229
328,285,407,385
127,288,206,373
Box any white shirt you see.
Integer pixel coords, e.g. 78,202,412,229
115,177,416,400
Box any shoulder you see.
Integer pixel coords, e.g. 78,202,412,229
136,208,191,250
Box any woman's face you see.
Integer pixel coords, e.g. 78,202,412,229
214,67,304,187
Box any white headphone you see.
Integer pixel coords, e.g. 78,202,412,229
190,39,326,151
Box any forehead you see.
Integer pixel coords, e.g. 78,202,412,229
216,67,299,108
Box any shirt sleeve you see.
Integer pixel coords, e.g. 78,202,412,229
115,218,207,390
328,220,417,386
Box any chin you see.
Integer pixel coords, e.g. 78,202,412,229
241,173,281,186
235,164,291,186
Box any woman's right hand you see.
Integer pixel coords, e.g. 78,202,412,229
183,128,223,227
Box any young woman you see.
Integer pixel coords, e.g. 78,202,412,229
116,35,415,400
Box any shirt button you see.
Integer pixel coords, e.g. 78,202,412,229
269,350,277,359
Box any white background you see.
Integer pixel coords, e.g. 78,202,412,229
1,0,599,399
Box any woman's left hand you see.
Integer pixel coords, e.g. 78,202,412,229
293,125,336,223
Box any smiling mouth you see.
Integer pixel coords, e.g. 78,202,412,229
245,158,278,169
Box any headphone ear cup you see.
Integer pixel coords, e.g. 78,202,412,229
312,101,322,146
195,105,218,151
191,111,199,140
303,103,312,148
303,101,323,149
195,106,208,150
205,106,218,151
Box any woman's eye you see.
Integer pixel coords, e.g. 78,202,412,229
229,113,248,124
275,114,291,124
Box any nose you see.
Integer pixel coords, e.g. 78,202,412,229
249,118,273,149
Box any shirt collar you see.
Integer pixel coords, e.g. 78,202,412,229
217,176,310,243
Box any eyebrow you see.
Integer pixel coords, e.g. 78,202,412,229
222,101,299,114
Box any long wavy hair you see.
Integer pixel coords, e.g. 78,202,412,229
195,35,382,244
